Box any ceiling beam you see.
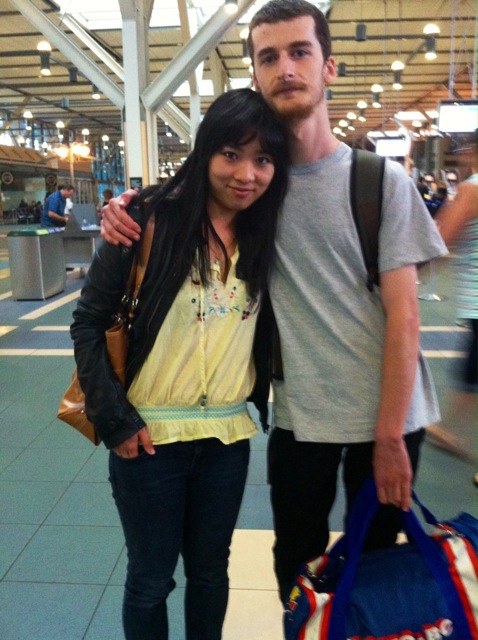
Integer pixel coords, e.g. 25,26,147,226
142,0,256,113
9,0,124,109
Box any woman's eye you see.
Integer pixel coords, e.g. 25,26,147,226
257,156,273,166
223,151,237,160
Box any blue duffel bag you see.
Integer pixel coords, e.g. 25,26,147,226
284,477,478,640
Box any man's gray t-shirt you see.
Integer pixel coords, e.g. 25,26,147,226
269,143,447,443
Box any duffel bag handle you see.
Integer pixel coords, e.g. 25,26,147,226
327,476,473,640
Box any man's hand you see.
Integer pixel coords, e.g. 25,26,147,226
112,427,155,459
373,437,412,511
101,188,141,246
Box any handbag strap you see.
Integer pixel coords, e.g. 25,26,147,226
123,212,155,325
327,476,473,640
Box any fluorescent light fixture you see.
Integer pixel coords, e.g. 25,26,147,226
395,111,426,121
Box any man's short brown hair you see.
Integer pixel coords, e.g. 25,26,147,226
247,0,332,63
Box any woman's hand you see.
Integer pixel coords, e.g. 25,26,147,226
113,427,155,458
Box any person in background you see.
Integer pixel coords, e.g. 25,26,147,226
101,0,447,605
41,184,75,227
437,148,477,392
70,88,289,639
444,169,459,200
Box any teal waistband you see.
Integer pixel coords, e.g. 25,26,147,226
138,401,248,422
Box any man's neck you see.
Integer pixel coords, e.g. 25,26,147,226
286,110,340,165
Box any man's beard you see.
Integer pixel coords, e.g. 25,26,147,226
270,87,324,122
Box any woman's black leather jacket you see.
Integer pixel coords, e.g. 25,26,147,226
70,213,274,449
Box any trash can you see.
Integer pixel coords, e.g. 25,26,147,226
7,228,66,300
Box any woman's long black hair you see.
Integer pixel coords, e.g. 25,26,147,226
138,88,289,299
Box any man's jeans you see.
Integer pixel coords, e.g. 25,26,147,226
109,437,250,640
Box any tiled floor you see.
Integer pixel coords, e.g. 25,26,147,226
0,224,476,640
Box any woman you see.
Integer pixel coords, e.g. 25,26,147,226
70,88,289,639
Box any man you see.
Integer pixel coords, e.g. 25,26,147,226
41,184,75,227
102,0,447,603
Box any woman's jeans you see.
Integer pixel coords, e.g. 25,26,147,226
109,437,250,640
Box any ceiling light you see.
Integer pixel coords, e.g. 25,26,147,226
423,23,440,35
372,93,381,108
224,0,238,15
337,62,347,77
56,120,65,129
118,140,125,147
412,120,423,128
357,100,367,109
37,40,51,52
23,110,33,119
68,68,78,83
239,27,249,40
425,36,437,60
92,85,100,99
325,89,333,100
358,109,366,122
40,52,51,76
355,23,367,42
426,110,439,119
391,60,405,71
332,126,342,135
102,134,110,142
371,84,383,93
242,41,252,65
393,71,403,90
81,128,90,136
347,112,357,120
339,119,348,128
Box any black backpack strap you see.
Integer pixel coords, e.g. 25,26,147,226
350,148,385,290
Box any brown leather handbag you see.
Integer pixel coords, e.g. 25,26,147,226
57,214,155,445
